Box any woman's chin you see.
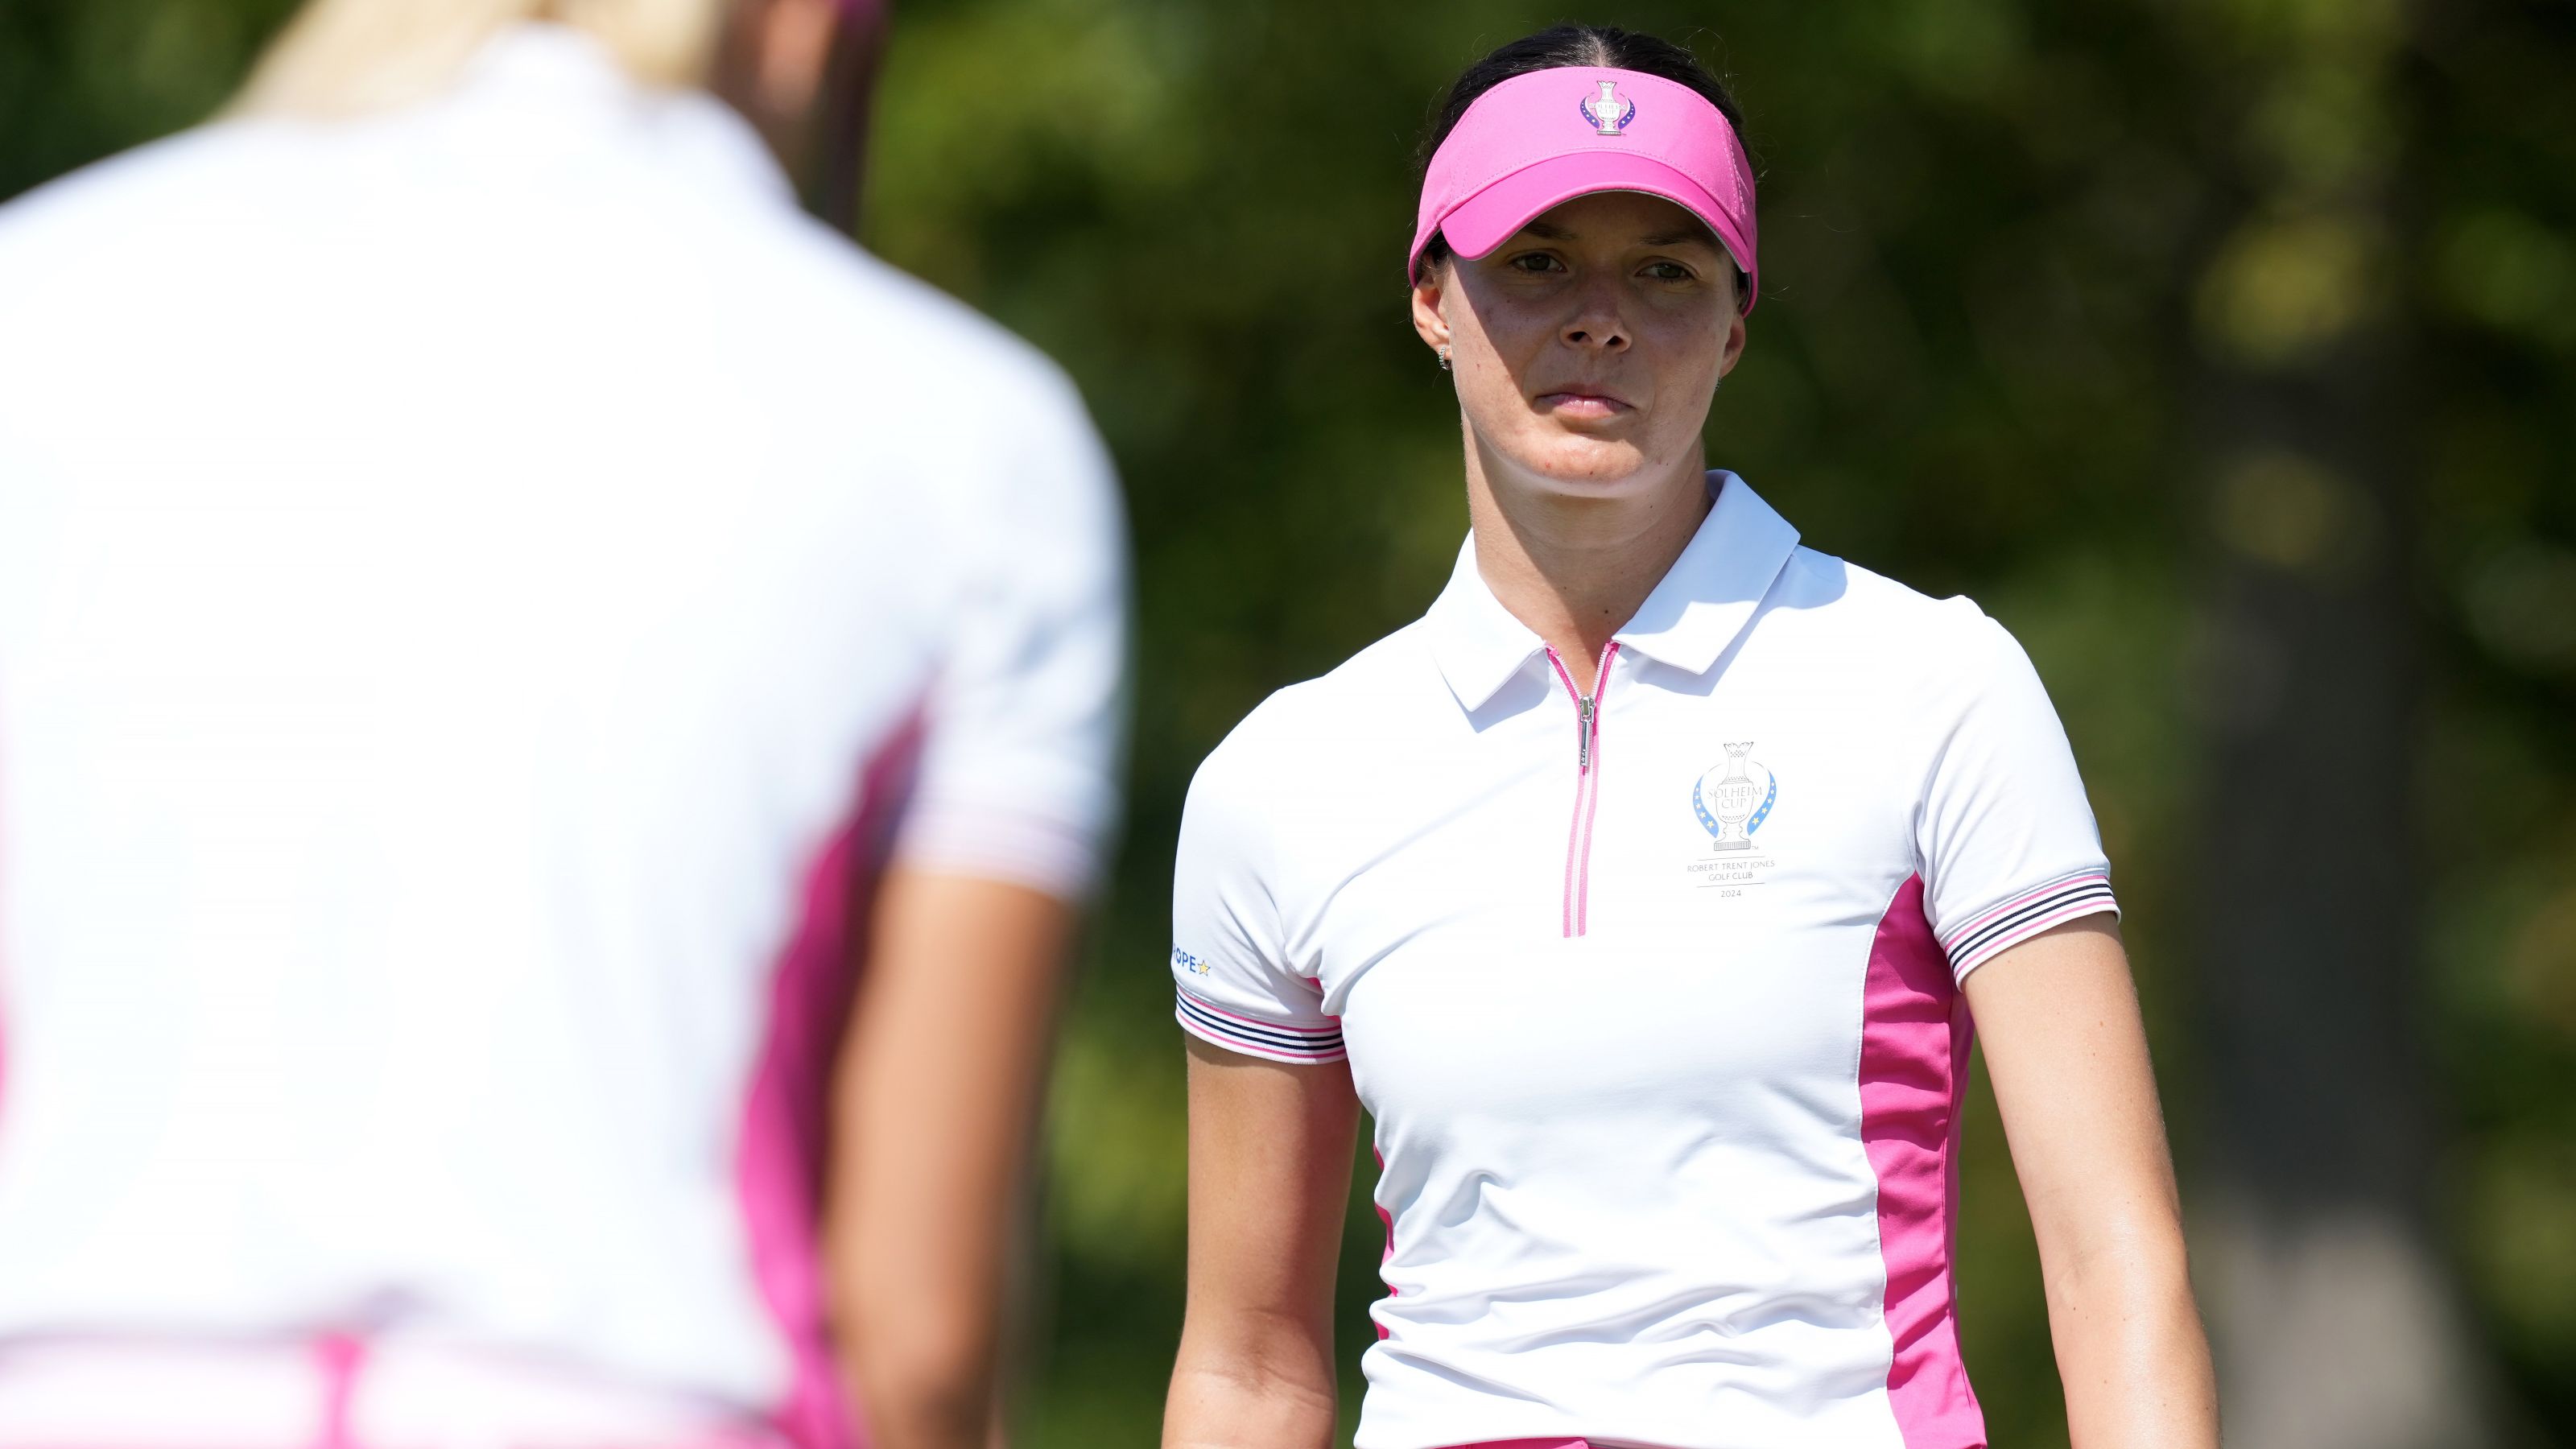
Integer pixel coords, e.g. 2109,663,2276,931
1517,439,1657,493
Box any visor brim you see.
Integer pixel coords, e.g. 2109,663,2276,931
1426,152,1755,310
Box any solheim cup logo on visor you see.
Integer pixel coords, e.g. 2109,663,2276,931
1580,80,1637,135
1694,742,1777,852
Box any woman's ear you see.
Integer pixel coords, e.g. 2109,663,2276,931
1716,308,1748,380
1410,263,1451,360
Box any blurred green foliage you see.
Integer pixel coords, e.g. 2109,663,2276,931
4,0,2573,1443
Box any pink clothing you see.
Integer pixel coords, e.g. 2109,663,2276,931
0,1338,796,1449
1410,66,1760,308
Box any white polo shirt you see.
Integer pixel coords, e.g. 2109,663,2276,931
1170,474,2115,1449
0,24,1125,1445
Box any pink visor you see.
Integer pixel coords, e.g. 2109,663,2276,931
1410,67,1758,312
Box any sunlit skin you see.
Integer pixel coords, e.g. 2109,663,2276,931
710,0,854,187
1411,189,1746,692
1170,187,2218,1449
832,869,1075,1449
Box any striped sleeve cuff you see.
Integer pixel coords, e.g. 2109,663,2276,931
1939,870,2120,979
1174,986,1347,1064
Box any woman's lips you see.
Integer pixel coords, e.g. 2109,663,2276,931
1537,390,1633,419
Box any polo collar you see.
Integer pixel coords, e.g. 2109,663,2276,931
1426,470,1801,712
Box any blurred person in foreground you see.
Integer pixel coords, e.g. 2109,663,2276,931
1164,24,2214,1449
0,2,1127,1447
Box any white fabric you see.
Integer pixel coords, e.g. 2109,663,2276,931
1170,474,2115,1449
0,23,1125,1419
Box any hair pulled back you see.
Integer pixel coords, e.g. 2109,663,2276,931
1414,25,1745,274
237,0,738,117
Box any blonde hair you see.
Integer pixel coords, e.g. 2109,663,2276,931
233,0,731,117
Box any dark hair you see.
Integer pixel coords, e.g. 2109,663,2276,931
1414,25,1745,274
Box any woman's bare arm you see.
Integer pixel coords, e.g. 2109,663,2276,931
1963,916,2219,1449
1163,1034,1360,1449
828,868,1077,1449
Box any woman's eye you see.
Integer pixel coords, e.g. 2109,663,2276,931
1642,262,1695,282
1510,253,1565,274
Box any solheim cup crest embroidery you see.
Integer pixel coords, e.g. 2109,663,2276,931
1695,742,1777,852
1580,80,1637,135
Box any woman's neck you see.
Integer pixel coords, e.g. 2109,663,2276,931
1464,440,1713,696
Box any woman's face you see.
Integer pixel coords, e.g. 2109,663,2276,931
1414,190,1746,497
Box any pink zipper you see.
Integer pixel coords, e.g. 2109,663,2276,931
1542,641,1618,938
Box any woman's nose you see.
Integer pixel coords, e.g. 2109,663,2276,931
1561,295,1629,352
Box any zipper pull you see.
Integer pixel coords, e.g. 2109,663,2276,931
1578,695,1595,772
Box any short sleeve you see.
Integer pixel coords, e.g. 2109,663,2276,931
894,361,1131,901
1168,737,1346,1064
1917,611,2120,982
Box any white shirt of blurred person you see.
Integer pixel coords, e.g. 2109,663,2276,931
0,2,1127,1447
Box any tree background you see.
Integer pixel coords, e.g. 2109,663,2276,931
4,0,2573,1444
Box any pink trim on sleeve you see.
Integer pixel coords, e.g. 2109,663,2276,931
1938,870,2117,981
1942,873,2090,943
1857,875,1988,1449
1170,998,1348,1064
1174,990,1335,1035
737,709,927,1449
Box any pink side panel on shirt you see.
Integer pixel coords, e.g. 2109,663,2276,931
1,744,10,1132
312,1331,365,1449
0,770,7,1131
1859,874,1987,1449
1372,1146,1396,1342
737,709,927,1449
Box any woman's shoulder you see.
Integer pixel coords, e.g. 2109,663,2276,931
0,119,299,292
1765,545,2033,686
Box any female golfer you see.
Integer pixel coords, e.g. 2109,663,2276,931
0,2,1122,1447
1164,25,2216,1449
